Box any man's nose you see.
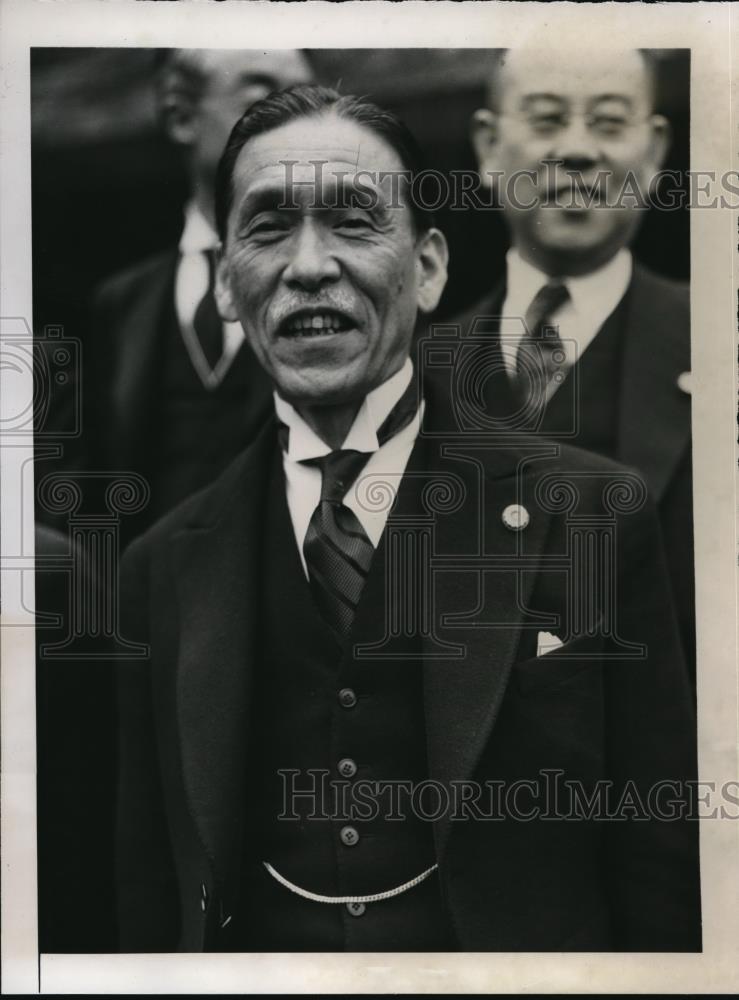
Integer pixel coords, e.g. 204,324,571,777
282,222,341,290
551,118,600,170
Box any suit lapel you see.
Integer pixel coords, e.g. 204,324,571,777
171,421,276,911
450,280,523,422
113,252,177,465
617,266,691,500
415,407,552,857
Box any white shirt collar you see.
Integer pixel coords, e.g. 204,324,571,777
504,246,632,325
178,200,219,255
274,358,414,462
500,247,633,380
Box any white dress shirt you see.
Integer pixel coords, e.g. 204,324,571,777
175,201,245,388
274,358,423,577
499,248,633,391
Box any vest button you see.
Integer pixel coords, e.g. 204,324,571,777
338,758,357,779
338,687,357,709
346,901,366,917
340,825,360,847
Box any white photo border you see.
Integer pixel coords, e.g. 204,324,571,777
1,0,737,994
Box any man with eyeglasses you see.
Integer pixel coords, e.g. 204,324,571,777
87,49,314,544
459,47,695,686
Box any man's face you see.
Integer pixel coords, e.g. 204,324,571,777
472,49,670,273
175,50,314,183
216,113,448,407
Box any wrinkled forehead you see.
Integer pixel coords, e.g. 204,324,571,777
229,114,411,216
496,48,654,110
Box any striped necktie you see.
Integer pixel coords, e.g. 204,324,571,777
514,281,570,405
298,376,418,639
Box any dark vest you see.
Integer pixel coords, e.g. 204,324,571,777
231,447,454,951
149,302,266,520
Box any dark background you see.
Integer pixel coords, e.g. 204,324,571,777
31,47,690,342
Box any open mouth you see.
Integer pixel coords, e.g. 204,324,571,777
279,308,355,338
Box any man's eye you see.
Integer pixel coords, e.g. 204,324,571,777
529,114,565,133
335,215,373,232
247,217,289,237
591,116,629,136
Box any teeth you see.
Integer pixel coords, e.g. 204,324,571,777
286,313,347,335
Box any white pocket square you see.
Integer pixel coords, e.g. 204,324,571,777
537,631,564,657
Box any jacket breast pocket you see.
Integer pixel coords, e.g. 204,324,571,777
513,629,606,697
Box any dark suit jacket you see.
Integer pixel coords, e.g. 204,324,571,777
116,375,700,953
86,250,273,536
452,263,694,676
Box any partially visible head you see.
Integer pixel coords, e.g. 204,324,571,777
157,49,314,189
471,47,671,275
214,85,448,408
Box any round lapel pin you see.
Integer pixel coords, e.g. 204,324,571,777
502,503,530,531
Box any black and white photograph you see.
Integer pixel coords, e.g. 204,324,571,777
1,1,737,994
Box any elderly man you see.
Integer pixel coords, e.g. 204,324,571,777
117,85,699,953
87,49,313,537
460,47,694,682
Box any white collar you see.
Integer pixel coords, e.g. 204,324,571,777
274,358,414,462
504,246,632,321
178,200,219,255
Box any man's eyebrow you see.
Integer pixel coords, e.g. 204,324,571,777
519,92,636,111
236,186,287,222
336,175,396,217
520,93,567,108
588,94,634,108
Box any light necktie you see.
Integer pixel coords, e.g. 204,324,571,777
514,281,570,405
191,249,223,372
294,376,419,639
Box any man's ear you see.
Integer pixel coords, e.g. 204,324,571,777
214,247,240,322
415,227,449,315
161,91,199,147
641,113,672,200
647,113,672,173
470,108,500,185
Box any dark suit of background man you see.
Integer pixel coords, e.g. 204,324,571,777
458,48,695,683
117,85,699,954
87,49,314,538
